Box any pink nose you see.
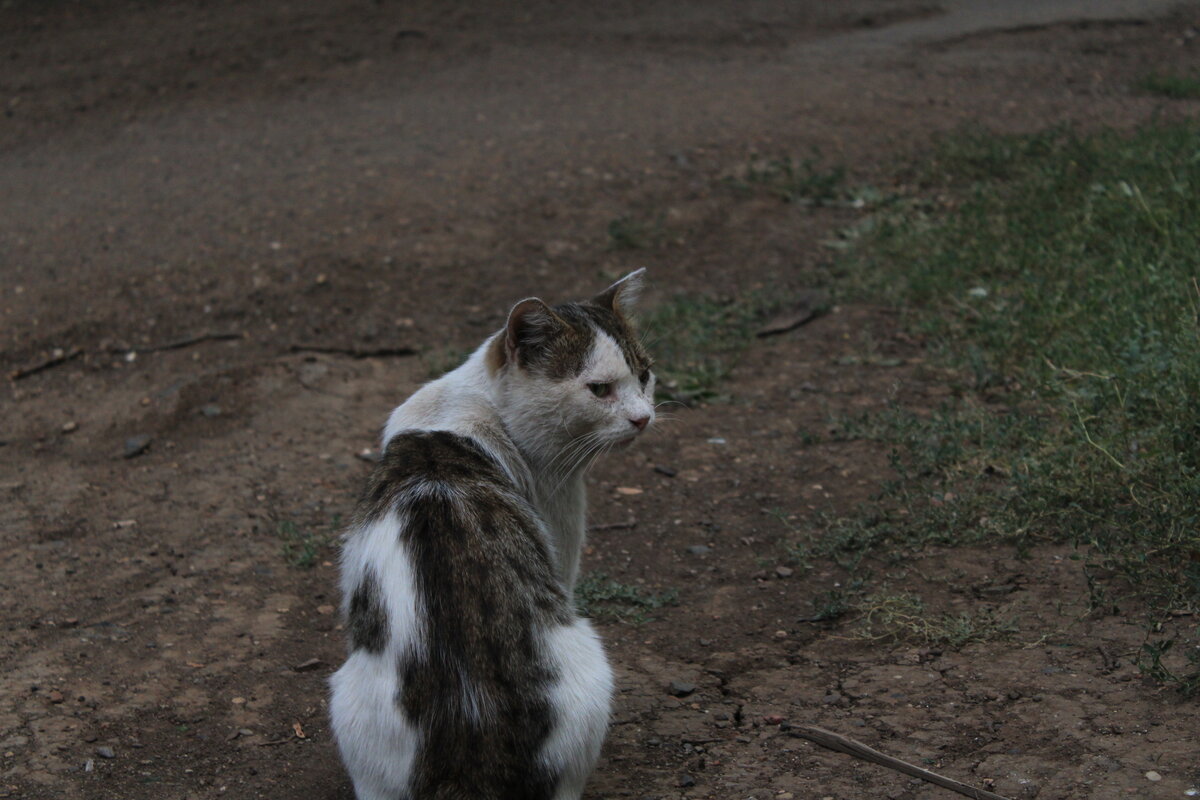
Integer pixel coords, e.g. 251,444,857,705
629,416,650,431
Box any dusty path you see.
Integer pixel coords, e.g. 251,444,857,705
2,1,1198,798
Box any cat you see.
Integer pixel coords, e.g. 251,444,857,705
329,269,656,800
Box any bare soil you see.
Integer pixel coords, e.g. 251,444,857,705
2,2,1199,798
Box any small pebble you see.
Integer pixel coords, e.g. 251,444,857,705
61,421,78,433
677,774,695,788
686,545,710,556
653,465,677,477
775,566,794,578
95,746,115,759
293,658,325,673
1145,771,1162,782
83,759,94,772
668,681,696,698
122,435,151,459
199,404,222,418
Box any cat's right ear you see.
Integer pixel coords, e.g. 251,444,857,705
492,298,566,371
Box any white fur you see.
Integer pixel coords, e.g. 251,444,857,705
332,297,654,799
540,620,615,800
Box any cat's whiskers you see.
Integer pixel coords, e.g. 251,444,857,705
541,430,608,498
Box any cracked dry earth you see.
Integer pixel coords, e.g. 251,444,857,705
3,1,1200,798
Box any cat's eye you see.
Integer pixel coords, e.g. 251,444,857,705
588,382,613,398
638,369,651,385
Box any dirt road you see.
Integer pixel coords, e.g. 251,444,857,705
2,1,1198,797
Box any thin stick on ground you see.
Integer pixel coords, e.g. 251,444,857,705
288,343,417,358
9,347,83,380
784,724,1011,800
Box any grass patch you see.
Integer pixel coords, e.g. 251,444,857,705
640,290,799,404
421,346,469,379
607,213,665,250
820,122,1200,692
575,572,679,623
725,155,847,205
277,518,336,569
1136,71,1200,100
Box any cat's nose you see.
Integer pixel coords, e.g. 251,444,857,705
629,416,650,431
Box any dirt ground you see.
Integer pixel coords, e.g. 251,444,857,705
3,1,1199,798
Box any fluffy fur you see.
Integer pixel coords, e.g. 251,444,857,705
330,270,655,800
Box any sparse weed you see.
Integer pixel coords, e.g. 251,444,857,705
640,289,802,404
421,346,469,379
607,213,665,250
856,591,1018,648
575,572,679,624
726,155,846,205
278,518,335,569
1135,71,1200,100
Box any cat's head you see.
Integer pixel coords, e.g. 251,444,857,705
488,269,656,459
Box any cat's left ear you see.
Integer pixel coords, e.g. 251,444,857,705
590,268,646,316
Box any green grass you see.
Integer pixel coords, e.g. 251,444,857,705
278,519,335,569
820,122,1200,693
1136,71,1200,100
575,572,679,623
421,346,469,379
607,213,666,250
640,290,802,404
726,155,847,205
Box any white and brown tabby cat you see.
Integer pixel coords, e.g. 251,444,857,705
330,270,656,800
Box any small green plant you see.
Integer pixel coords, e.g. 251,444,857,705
278,519,334,569
421,346,468,379
575,572,678,623
606,213,665,250
1137,634,1200,697
1136,71,1200,100
727,155,846,205
641,290,786,404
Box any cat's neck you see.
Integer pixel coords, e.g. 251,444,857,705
382,337,591,588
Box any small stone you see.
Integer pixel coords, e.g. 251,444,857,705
316,604,335,615
653,465,677,477
47,690,64,704
199,404,222,418
231,697,246,705
686,545,710,556
84,759,94,772
668,681,696,698
763,714,785,725
122,435,151,459
293,658,325,673
356,448,382,463
615,486,643,496
95,746,115,759
775,566,794,578
677,774,695,787
61,421,78,433
1145,771,1162,782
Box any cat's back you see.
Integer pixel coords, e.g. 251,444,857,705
334,429,585,800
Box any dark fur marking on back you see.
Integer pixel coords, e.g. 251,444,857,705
354,430,571,799
348,567,388,654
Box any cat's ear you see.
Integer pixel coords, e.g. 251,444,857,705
499,297,569,369
590,268,646,315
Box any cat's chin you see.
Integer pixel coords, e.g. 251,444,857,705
612,432,642,449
